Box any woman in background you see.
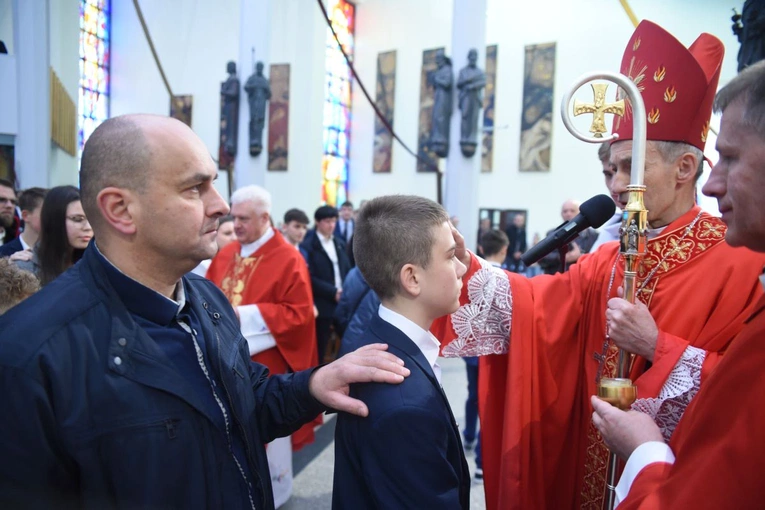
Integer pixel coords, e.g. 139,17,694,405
13,185,92,285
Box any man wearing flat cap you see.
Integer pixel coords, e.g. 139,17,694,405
301,205,351,363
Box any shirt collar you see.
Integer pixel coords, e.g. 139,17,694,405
240,227,274,258
19,235,30,251
93,242,185,326
318,230,333,244
378,304,441,378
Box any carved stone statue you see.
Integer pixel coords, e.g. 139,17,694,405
732,0,765,72
219,61,240,163
457,49,487,157
429,52,453,158
244,61,272,156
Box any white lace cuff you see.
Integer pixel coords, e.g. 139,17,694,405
631,345,706,441
441,258,511,357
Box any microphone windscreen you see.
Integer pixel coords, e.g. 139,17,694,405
579,194,616,228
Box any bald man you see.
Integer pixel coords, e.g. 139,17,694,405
0,114,409,510
537,199,598,275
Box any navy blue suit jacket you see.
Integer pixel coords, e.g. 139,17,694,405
300,229,351,318
332,314,470,509
0,237,23,257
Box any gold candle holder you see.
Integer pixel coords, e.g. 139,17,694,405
598,377,637,410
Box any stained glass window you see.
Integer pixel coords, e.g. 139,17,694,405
322,0,355,206
78,0,110,157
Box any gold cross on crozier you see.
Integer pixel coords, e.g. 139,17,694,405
573,83,625,138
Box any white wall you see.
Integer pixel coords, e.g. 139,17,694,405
351,0,741,240
48,0,79,186
262,0,327,226
350,0,454,205
110,0,240,167
0,0,12,54
110,0,327,226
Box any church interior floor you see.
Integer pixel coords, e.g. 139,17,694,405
282,356,487,509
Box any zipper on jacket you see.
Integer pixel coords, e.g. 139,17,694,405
178,318,257,510
215,328,267,510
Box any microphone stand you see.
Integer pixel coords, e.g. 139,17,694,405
558,245,568,274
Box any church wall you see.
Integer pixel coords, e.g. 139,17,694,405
48,0,80,187
349,0,454,206
351,0,740,242
262,0,327,228
110,0,328,227
0,0,13,55
110,0,240,200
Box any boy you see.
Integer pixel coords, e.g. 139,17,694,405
333,195,470,509
282,207,310,250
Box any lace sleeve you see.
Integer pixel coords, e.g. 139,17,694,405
441,260,511,358
631,345,706,442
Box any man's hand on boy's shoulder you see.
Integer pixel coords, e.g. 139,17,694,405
450,222,471,267
308,344,410,418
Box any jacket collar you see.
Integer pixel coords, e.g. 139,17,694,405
93,242,183,326
368,313,441,388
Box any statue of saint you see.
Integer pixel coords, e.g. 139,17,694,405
244,61,272,156
429,53,453,158
456,49,486,157
732,0,765,72
219,61,240,163
627,219,639,253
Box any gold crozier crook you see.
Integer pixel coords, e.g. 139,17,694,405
561,73,648,510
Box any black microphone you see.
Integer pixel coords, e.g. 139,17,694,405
521,194,616,266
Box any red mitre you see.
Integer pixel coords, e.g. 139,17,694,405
612,20,724,151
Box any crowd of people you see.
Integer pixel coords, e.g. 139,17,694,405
1,18,765,510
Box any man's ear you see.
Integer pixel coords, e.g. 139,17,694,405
399,263,421,298
20,209,30,222
97,187,137,235
676,152,700,185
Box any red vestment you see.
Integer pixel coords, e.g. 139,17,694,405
433,207,765,509
618,293,765,509
207,230,321,450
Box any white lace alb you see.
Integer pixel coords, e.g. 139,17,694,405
631,345,706,442
441,259,512,358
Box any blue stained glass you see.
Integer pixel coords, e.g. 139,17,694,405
78,0,110,158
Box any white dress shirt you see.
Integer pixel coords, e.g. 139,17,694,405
378,304,442,384
339,218,353,242
614,441,676,507
319,232,343,289
237,228,278,356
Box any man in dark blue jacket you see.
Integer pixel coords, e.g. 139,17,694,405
0,114,409,510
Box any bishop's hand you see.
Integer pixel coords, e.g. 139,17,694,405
591,396,664,461
450,222,471,268
606,287,659,361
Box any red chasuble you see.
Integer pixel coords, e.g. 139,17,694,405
207,229,321,450
618,293,765,509
433,207,765,509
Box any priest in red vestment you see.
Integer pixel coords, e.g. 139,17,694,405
591,59,765,510
433,21,765,510
207,185,321,453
